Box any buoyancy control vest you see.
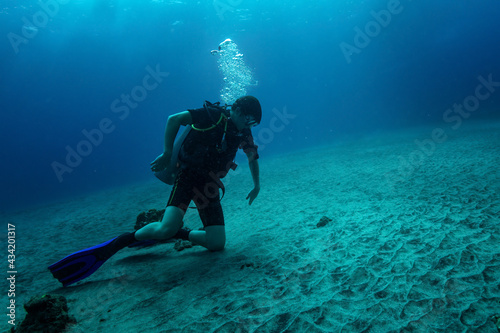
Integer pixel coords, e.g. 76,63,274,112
154,101,239,185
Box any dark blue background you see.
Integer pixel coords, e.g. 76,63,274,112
1,0,499,212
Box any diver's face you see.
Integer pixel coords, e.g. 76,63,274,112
230,107,251,130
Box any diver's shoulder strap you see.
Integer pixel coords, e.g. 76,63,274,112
204,100,230,117
190,101,228,132
191,112,227,132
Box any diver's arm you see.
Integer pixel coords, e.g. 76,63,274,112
163,111,192,154
151,111,192,172
249,159,260,189
246,158,260,205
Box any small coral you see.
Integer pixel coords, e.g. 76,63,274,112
134,209,165,230
15,294,76,333
174,240,193,252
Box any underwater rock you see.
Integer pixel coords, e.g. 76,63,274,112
134,209,165,230
14,294,75,333
174,240,193,252
316,216,333,228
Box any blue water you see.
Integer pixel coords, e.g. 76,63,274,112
1,0,499,212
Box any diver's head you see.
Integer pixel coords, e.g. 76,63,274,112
231,96,262,130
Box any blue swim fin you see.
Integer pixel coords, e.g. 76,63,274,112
48,233,135,287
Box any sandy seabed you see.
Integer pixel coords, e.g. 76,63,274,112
3,119,500,333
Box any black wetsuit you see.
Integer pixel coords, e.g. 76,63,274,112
166,105,258,226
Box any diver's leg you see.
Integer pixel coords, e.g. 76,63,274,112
134,206,185,241
189,226,226,251
134,168,190,242
188,198,226,251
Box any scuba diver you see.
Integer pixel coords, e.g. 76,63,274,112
49,96,262,287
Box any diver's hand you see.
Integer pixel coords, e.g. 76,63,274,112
246,187,260,205
150,152,171,172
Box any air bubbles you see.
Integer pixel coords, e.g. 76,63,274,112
212,39,255,105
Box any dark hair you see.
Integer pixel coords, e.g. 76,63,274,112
232,96,262,124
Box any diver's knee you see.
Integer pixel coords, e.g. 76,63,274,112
206,240,225,252
204,225,225,251
157,230,171,240
156,207,184,239
156,225,180,240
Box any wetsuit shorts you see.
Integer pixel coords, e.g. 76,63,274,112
166,168,224,227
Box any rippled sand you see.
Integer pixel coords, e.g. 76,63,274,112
4,119,499,332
